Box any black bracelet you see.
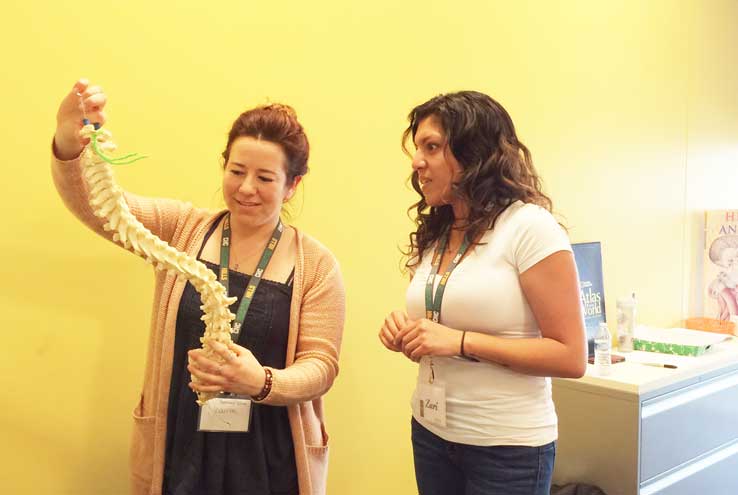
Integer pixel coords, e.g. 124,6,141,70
460,331,480,362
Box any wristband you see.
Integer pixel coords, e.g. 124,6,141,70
252,367,273,402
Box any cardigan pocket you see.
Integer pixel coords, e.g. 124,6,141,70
305,421,329,495
305,444,329,495
129,394,156,495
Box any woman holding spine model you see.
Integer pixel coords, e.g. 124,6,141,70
378,91,586,495
53,79,345,495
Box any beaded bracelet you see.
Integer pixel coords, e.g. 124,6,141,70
252,367,273,402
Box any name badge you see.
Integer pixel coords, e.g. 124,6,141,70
197,397,252,432
416,383,447,427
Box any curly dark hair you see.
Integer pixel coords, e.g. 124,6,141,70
402,91,553,268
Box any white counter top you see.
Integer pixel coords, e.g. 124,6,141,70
554,336,738,398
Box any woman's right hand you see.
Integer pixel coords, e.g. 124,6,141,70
53,79,108,160
379,310,409,352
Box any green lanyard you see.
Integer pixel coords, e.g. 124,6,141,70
219,213,284,338
423,230,471,382
425,230,470,324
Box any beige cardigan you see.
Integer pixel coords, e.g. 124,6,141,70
52,154,345,495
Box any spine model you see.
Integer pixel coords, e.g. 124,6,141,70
79,124,235,404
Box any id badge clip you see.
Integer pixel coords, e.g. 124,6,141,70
416,383,447,427
197,395,253,433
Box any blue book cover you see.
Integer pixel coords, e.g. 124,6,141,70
572,242,606,356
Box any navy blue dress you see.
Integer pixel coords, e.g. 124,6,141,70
163,218,298,495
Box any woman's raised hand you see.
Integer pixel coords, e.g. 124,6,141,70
53,79,108,160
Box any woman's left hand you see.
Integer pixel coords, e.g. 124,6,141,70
395,318,462,361
188,342,266,397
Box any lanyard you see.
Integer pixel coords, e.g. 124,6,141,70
219,213,284,338
425,231,470,323
424,230,470,383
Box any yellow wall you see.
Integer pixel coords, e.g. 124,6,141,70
684,1,738,316
1,1,736,493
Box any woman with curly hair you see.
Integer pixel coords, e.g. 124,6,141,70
379,91,586,495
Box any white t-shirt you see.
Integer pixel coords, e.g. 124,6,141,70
407,201,572,446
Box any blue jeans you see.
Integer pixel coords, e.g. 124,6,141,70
411,418,556,495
